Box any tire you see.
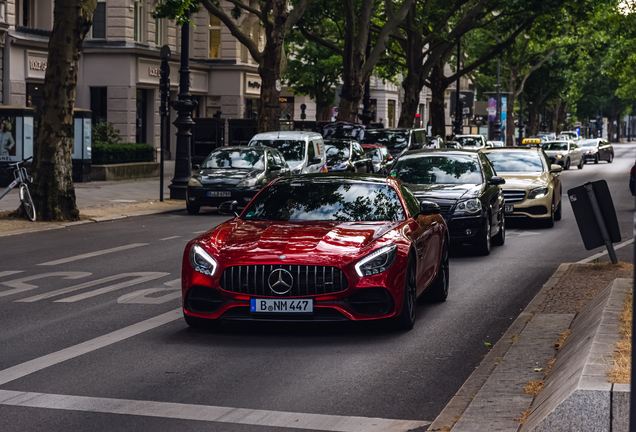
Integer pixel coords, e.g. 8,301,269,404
542,201,555,228
427,240,449,302
608,152,614,163
577,157,584,169
19,184,36,222
554,200,562,221
394,255,417,330
186,203,200,215
564,158,570,170
594,155,599,164
492,211,505,246
473,217,491,256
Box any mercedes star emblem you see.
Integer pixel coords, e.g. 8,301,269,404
268,268,293,295
279,255,286,260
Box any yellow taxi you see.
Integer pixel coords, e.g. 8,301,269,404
481,147,562,227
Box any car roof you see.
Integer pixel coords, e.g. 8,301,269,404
251,131,323,140
324,139,356,143
275,172,390,184
401,148,480,157
366,128,411,132
481,147,542,153
361,144,387,149
214,146,267,152
456,134,484,138
544,140,571,143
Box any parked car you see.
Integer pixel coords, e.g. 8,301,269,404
390,149,505,255
361,128,428,159
558,131,579,141
445,140,463,149
482,148,563,228
249,131,327,174
186,146,290,215
487,140,504,148
362,144,394,174
578,138,614,164
426,135,445,149
536,132,557,141
455,135,487,149
630,163,635,196
324,139,374,173
182,173,450,330
321,122,366,141
541,140,584,170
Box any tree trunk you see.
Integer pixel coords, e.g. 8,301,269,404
556,102,568,133
398,69,421,128
429,61,447,137
257,55,282,133
337,74,364,123
527,103,540,136
30,0,96,221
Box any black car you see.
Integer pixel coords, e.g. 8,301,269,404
390,149,505,255
186,146,290,214
579,138,614,163
321,122,366,141
630,163,635,196
361,128,428,159
324,139,374,173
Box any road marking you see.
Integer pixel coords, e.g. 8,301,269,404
118,278,181,304
16,272,169,303
0,271,24,278
192,230,207,234
516,231,541,237
0,272,92,298
0,308,182,386
0,390,429,432
38,243,148,266
578,238,635,263
159,236,181,241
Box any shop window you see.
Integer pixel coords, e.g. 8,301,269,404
388,100,395,128
90,87,108,125
92,2,106,39
209,14,221,59
133,0,143,43
279,96,294,121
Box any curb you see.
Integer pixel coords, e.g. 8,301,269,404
0,207,185,238
427,262,573,431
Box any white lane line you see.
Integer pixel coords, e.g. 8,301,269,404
0,271,24,278
159,236,181,241
38,244,149,266
0,390,429,432
578,238,635,263
192,230,207,234
0,308,181,386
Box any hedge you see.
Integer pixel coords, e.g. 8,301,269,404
92,142,155,165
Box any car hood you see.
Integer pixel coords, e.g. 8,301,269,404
196,168,260,186
199,219,400,263
544,150,567,157
497,172,550,189
406,183,481,201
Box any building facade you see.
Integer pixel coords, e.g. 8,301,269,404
4,0,432,158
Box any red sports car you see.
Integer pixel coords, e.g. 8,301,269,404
182,173,449,330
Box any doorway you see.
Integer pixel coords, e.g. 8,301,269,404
136,89,147,144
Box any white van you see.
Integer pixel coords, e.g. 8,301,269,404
248,131,327,174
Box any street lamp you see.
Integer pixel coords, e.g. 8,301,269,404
491,10,502,143
169,11,198,200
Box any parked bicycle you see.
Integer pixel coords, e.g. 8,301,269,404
0,156,36,221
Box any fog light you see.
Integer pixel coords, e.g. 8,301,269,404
244,197,252,202
466,229,473,235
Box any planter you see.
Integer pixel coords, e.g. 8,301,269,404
91,162,160,181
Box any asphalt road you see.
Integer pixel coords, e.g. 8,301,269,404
0,144,634,432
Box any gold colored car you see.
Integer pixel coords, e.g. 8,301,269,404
481,148,563,227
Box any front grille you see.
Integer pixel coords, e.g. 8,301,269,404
220,265,348,297
503,189,526,204
437,204,453,215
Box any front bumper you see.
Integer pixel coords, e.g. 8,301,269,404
583,153,598,161
446,214,487,243
505,194,552,219
187,185,259,208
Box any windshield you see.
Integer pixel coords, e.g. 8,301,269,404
325,141,351,164
361,131,409,156
202,149,264,169
455,136,484,148
579,139,598,148
542,142,568,151
242,181,406,222
486,151,545,172
323,125,364,140
251,140,306,162
391,154,482,185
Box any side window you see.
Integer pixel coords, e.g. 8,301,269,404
400,185,421,217
382,148,390,160
273,151,285,167
266,151,276,167
371,149,380,162
353,142,364,157
540,150,551,170
308,140,316,160
479,154,494,179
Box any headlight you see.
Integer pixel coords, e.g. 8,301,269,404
188,177,202,187
589,150,596,154
556,154,563,159
237,177,259,188
190,244,217,276
453,198,481,215
528,187,549,199
355,244,398,277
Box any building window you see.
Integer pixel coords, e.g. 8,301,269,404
90,87,108,125
388,100,396,128
20,0,33,27
209,14,221,59
133,0,143,43
92,2,106,39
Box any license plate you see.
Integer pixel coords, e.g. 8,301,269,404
207,191,231,197
504,204,514,214
250,299,313,313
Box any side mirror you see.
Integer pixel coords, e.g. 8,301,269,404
309,157,322,165
550,164,563,174
417,200,441,217
489,176,506,186
218,200,239,216
268,165,281,171
386,155,394,161
193,164,201,171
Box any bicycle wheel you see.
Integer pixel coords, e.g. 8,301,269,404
19,184,36,222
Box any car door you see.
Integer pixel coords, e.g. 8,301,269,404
352,142,370,172
272,150,289,176
479,154,502,234
543,150,561,209
571,143,582,165
602,140,611,161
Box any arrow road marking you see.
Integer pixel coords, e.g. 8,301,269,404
38,243,148,266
